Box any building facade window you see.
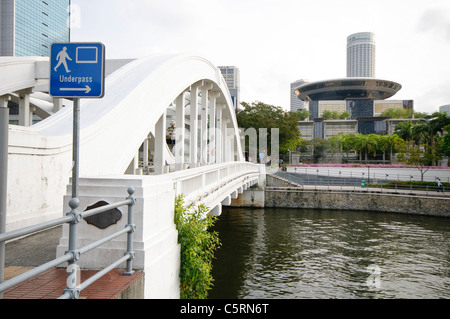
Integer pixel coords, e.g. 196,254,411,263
14,0,70,56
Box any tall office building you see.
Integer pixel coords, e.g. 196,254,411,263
0,0,71,56
218,66,240,109
440,104,450,114
290,79,308,112
347,32,376,77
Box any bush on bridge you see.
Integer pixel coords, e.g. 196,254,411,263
174,195,221,299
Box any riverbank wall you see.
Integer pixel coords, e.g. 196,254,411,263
261,174,450,218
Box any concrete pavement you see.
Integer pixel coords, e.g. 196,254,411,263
4,226,62,268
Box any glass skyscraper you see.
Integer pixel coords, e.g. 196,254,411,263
0,0,70,56
290,79,307,112
218,66,241,109
346,32,376,78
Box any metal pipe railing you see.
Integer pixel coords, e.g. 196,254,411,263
287,166,450,184
275,171,447,196
0,187,136,299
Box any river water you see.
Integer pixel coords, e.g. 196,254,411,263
209,207,450,299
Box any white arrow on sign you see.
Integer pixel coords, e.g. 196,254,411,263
60,85,92,94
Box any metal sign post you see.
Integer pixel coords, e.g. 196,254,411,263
0,98,10,299
72,98,80,199
50,42,105,295
50,42,105,197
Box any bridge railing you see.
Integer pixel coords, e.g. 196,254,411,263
172,162,260,206
286,166,450,183
0,187,136,299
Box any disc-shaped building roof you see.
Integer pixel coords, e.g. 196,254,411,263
294,78,402,101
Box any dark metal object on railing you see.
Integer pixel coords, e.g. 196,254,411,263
0,187,136,299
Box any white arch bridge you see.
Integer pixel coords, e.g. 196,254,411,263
1,54,266,298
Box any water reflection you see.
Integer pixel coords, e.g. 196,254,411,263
209,208,450,299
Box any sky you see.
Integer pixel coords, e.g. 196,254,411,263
70,0,450,113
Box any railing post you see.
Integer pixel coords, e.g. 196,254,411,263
124,187,136,276
63,198,83,299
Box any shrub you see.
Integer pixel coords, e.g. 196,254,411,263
174,195,221,299
368,180,449,188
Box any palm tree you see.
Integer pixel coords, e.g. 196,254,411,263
429,113,450,137
351,134,364,162
366,134,379,161
375,135,389,164
412,120,432,150
341,134,355,160
328,134,345,163
352,134,377,162
386,134,405,164
394,120,414,141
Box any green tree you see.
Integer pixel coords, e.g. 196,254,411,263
328,134,346,163
394,120,414,141
174,196,221,299
297,109,311,121
340,111,351,119
374,135,390,164
237,101,301,156
321,110,348,120
412,120,433,149
342,134,356,160
308,138,329,163
322,110,333,120
352,134,377,162
443,124,450,157
429,112,450,137
380,108,414,119
414,111,429,119
386,134,405,164
397,142,441,180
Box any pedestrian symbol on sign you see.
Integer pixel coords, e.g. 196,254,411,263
54,46,72,73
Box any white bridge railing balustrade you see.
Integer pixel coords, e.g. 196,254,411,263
171,162,263,214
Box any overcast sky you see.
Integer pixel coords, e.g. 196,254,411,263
70,0,450,113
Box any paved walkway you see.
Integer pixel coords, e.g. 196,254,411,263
2,227,143,299
4,226,62,268
3,268,143,299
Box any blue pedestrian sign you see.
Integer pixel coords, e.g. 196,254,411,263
50,42,105,98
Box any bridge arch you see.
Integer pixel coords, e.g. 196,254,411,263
34,53,243,177
3,54,266,298
4,53,263,231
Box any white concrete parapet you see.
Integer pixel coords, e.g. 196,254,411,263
56,175,181,299
171,162,264,216
55,162,263,298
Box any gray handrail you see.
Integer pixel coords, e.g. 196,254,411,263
0,187,136,299
275,171,447,195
